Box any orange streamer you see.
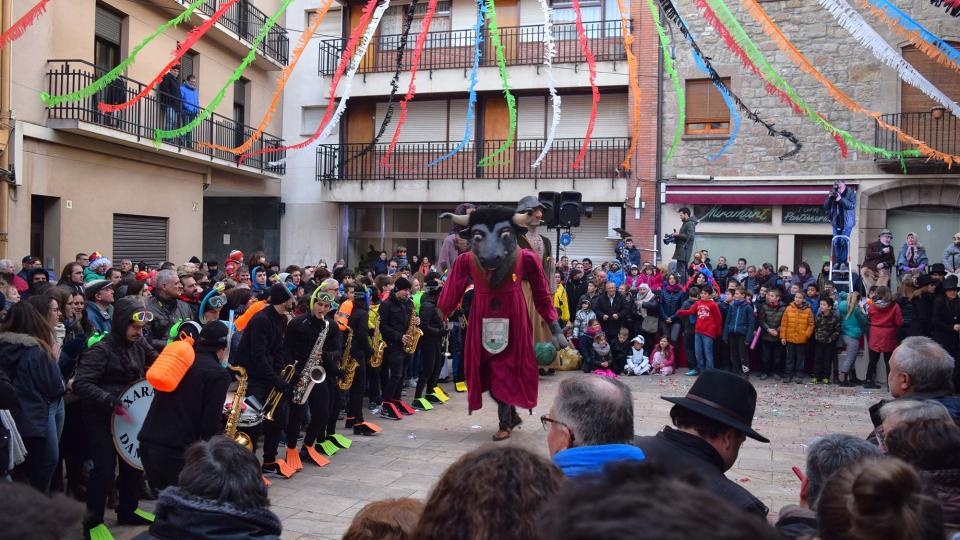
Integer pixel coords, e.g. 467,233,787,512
860,0,960,76
741,0,958,167
615,0,640,171
199,0,335,154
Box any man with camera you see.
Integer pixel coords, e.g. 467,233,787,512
823,181,856,269
666,207,697,282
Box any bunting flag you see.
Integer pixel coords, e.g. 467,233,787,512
569,0,599,170
656,0,802,159
0,0,50,50
648,0,683,162
475,0,517,167
428,0,484,167
380,0,441,166
861,0,960,75
929,0,960,17
613,0,639,170
155,0,293,145
344,0,420,165
40,0,208,106
700,0,917,160
742,0,959,166
530,0,561,169
239,0,382,165
101,0,241,113
816,0,960,118
691,44,741,159
199,0,335,153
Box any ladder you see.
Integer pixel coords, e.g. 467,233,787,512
828,235,854,293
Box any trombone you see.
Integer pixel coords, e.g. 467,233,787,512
263,364,295,422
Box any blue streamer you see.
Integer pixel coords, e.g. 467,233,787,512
682,14,739,160
427,0,484,166
868,0,960,68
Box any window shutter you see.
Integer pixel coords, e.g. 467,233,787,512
376,100,447,142
550,93,628,140
901,45,960,113
447,99,473,142
302,106,326,135
517,95,546,139
113,214,168,266
685,78,729,124
95,7,123,45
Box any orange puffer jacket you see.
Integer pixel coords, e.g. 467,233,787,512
780,302,815,344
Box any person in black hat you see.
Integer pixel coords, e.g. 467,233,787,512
931,275,960,365
929,262,948,284
139,321,232,491
909,273,937,338
413,280,446,410
633,369,770,520
377,276,419,420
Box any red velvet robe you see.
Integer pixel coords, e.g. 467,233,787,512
438,249,558,412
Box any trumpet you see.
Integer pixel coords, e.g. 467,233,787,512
263,364,295,422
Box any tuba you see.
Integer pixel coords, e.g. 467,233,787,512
224,365,253,450
292,319,329,405
370,311,385,368
403,308,423,355
337,327,359,391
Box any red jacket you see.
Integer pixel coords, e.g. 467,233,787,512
868,301,904,353
676,300,722,338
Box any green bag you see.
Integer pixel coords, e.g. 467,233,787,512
534,342,558,367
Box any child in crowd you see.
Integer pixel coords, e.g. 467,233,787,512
650,336,674,376
722,287,755,376
572,299,595,345
805,284,821,315
756,289,786,380
812,297,841,384
624,335,650,375
674,287,723,376
609,327,631,375
591,332,617,378
780,292,815,384
579,318,602,373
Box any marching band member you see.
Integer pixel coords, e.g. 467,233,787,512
378,277,419,420
139,321,232,491
316,290,349,454
74,297,158,539
235,283,296,479
346,289,379,436
413,281,446,410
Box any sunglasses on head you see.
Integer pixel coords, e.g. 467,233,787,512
131,310,155,323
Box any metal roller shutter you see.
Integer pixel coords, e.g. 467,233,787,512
95,7,123,44
113,214,169,266
550,93,628,142
560,206,617,262
517,95,546,139
376,100,447,143
447,99,473,142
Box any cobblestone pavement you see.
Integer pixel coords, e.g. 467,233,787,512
114,369,882,539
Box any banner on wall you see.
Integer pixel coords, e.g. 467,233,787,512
782,205,831,224
694,205,772,223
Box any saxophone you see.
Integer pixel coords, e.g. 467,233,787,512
292,319,329,405
224,365,253,450
370,311,385,368
403,307,423,354
337,326,359,391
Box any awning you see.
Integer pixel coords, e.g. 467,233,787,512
663,184,850,205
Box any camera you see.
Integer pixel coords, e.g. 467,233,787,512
663,232,676,245
829,181,840,200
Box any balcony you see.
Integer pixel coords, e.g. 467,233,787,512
318,20,626,76
874,111,960,173
45,60,285,176
171,0,289,67
316,137,629,188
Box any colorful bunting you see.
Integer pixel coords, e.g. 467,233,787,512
690,44,741,160
530,0,561,169
569,0,599,170
928,0,960,17
613,0,639,170
0,0,50,50
648,0,684,162
475,0,517,167
861,0,960,75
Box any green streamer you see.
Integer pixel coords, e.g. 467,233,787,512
703,0,918,160
40,0,208,106
648,0,684,162
154,0,294,145
476,0,517,167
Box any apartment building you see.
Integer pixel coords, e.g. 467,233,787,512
280,0,660,266
659,1,959,274
5,0,288,268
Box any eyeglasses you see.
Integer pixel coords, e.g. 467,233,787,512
131,310,155,323
540,415,567,432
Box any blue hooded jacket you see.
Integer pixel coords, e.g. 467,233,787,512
552,444,646,477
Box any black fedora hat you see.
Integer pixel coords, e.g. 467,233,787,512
662,369,769,443
943,275,959,291
930,263,947,276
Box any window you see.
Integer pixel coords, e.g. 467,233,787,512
302,106,326,136
233,78,248,125
551,0,602,39
685,78,731,135
94,6,123,71
179,50,198,83
901,44,960,114
379,1,451,49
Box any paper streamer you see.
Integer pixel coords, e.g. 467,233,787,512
345,0,420,166
929,0,960,17
201,0,335,154
656,0,802,159
154,0,292,145
530,0,562,169
0,0,50,50
240,0,382,165
428,0,485,167
40,0,208,106
862,0,960,75
701,0,915,160
380,0,441,166
568,0,599,170
742,0,959,166
101,0,241,113
475,0,517,167
648,0,683,162
612,0,639,170
816,0,960,118
690,44,740,159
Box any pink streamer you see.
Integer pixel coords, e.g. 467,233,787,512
570,0,598,170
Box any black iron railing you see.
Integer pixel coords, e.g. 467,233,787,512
319,20,625,75
875,111,959,161
45,59,285,174
316,138,628,183
174,0,289,65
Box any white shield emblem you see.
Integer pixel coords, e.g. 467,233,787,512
482,318,509,354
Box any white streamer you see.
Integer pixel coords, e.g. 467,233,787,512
531,0,561,169
817,0,960,118
268,0,391,167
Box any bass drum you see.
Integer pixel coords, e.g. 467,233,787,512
111,378,155,471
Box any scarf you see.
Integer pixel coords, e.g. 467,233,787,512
665,281,682,293
635,288,655,317
524,228,545,259
1,410,26,472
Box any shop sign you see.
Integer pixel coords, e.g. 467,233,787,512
694,205,772,223
782,205,831,224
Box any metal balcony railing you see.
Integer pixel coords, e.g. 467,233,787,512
318,20,625,75
316,137,629,185
174,0,289,65
874,111,959,163
45,59,285,175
